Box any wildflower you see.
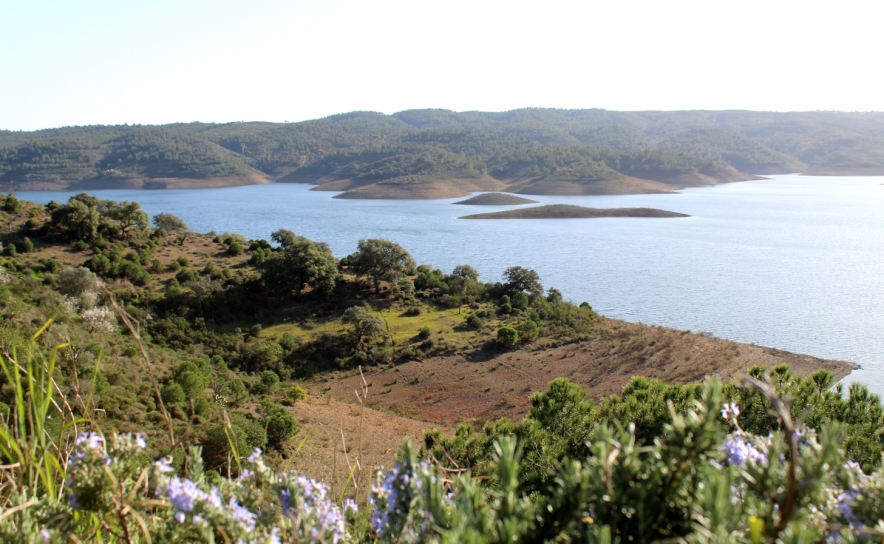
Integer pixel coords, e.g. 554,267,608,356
344,498,358,514
229,497,256,530
40,528,51,543
166,477,205,513
721,402,740,420
154,456,175,473
837,490,859,524
248,448,262,463
721,434,767,466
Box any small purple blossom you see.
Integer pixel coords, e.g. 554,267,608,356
166,477,205,513
721,434,767,466
838,490,859,524
229,497,256,530
248,448,262,463
154,456,175,474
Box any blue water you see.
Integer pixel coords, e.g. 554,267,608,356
19,175,884,393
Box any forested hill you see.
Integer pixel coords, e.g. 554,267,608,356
4,109,884,197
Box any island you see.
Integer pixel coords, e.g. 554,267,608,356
453,193,539,205
459,204,690,219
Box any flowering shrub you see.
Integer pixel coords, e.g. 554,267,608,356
3,337,884,542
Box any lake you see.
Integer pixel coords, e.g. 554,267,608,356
18,175,884,393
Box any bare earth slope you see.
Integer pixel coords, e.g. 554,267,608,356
317,318,857,425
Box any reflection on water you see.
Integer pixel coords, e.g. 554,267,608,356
19,175,884,393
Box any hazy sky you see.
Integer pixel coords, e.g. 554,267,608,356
2,0,882,130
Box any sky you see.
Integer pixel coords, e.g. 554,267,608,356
1,0,883,131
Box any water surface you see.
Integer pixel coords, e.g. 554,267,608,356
19,175,884,393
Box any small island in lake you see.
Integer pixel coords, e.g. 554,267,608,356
459,204,690,219
453,193,539,205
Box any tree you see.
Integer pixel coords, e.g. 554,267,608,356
261,235,339,298
451,264,480,282
342,306,385,343
51,199,100,241
353,238,415,293
153,213,188,234
3,195,21,214
108,201,149,235
270,228,297,249
503,266,543,297
58,267,101,298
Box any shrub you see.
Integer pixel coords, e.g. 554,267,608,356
122,346,139,357
499,303,512,315
261,400,299,450
279,332,298,351
511,291,529,310
497,327,519,347
175,256,189,267
161,382,186,405
257,370,280,393
288,385,307,402
175,268,199,283
520,320,539,342
418,326,431,339
466,314,484,330
227,241,244,256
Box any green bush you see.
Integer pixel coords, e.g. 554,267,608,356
260,400,299,450
122,346,139,358
418,326,431,339
257,370,280,393
465,314,483,329
161,382,186,405
499,303,512,315
227,241,244,256
520,320,539,341
497,327,519,347
287,385,307,402
511,291,529,310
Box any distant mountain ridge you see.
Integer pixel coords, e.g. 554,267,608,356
3,109,884,197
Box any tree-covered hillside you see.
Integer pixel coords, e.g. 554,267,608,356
3,109,884,195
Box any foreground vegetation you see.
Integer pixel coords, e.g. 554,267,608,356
2,191,884,541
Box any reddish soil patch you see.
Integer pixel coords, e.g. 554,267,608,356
318,318,857,425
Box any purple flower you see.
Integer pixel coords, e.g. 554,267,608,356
248,448,262,463
229,497,256,530
838,490,859,524
154,456,175,474
166,477,205,513
721,434,767,466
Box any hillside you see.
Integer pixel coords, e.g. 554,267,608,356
4,109,884,197
4,192,883,543
0,192,858,482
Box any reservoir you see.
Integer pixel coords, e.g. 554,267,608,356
19,174,884,393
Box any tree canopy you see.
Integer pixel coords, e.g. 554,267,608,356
352,238,415,293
